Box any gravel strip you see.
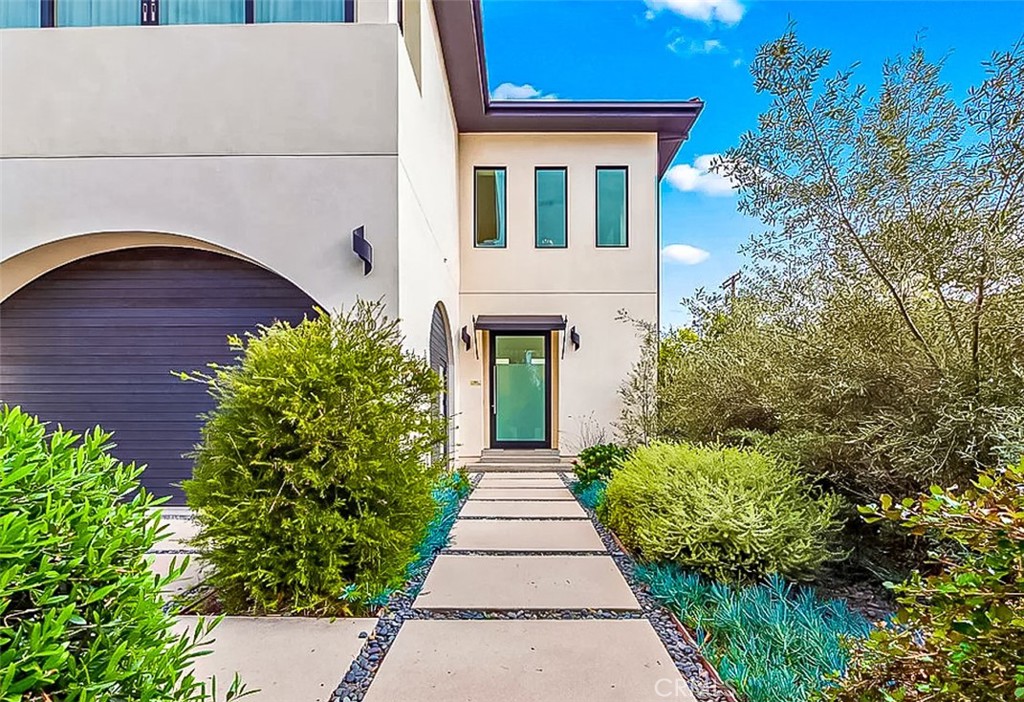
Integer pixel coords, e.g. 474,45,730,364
556,473,734,702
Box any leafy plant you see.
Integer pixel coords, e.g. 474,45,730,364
822,461,1024,702
654,28,1024,498
0,405,245,701
573,443,629,487
638,564,872,702
572,479,607,511
603,443,846,581
180,300,447,615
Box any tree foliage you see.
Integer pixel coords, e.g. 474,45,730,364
640,30,1024,512
822,461,1024,701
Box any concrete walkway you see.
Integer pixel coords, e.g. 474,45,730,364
362,473,697,702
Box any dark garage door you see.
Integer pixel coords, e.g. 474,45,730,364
0,247,317,504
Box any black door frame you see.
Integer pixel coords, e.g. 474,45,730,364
489,331,552,449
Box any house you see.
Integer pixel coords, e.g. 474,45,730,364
0,0,703,503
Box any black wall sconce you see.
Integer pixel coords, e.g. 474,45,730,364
352,226,373,276
570,326,581,351
460,326,472,351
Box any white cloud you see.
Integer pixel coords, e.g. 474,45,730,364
732,57,744,68
490,82,557,100
645,0,745,25
664,154,737,196
667,36,726,55
663,244,711,265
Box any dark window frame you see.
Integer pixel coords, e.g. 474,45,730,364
595,166,629,248
473,166,508,249
534,166,569,250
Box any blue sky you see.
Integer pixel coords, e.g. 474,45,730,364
480,0,1024,327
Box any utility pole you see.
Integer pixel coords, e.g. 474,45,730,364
721,272,740,302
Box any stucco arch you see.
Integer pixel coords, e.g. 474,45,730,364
0,231,318,304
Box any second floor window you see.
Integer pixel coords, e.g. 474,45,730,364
474,168,507,248
535,168,568,248
596,167,628,247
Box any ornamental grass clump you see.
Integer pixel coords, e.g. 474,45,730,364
181,300,447,615
638,565,872,702
602,442,845,581
0,405,242,701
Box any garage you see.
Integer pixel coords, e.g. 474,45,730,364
0,247,317,504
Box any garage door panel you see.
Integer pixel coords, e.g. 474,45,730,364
0,247,316,504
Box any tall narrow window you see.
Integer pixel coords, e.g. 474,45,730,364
596,167,628,247
0,0,40,27
58,0,139,26
535,168,567,248
255,0,344,22
162,0,246,24
475,168,507,248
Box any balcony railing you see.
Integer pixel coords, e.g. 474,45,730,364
0,0,355,29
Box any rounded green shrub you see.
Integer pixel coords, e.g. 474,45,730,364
573,443,629,487
0,405,230,701
181,300,446,614
602,442,845,582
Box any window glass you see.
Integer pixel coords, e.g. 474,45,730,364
475,168,507,248
0,0,40,28
58,0,140,26
163,0,245,24
596,167,627,247
535,168,567,248
255,0,344,22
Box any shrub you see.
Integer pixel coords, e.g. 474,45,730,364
602,443,845,581
572,479,607,511
0,405,241,701
639,565,872,702
822,461,1024,702
573,442,629,487
180,300,446,615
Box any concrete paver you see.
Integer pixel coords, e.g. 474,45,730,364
363,619,695,702
475,476,566,488
448,519,606,552
415,555,640,611
469,487,576,501
153,517,199,553
459,499,588,518
148,553,207,598
173,616,375,702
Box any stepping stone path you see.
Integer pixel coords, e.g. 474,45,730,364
357,472,700,702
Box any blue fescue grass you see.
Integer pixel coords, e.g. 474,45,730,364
635,564,873,702
571,479,607,510
358,470,472,607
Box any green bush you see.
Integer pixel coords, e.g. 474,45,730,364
822,461,1024,702
602,443,845,581
181,300,447,615
0,405,240,701
639,565,872,702
573,443,629,486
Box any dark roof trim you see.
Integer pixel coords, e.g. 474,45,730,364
432,0,704,177
475,315,567,332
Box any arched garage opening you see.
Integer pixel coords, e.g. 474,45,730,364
429,302,453,464
0,246,318,504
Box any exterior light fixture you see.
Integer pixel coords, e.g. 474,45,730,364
570,326,581,351
352,226,373,276
461,326,472,351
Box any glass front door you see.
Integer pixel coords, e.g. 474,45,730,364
491,334,550,448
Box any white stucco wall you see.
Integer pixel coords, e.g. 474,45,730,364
0,22,403,312
394,1,461,423
457,133,660,458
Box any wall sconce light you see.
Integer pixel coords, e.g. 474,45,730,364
352,226,373,276
570,326,581,351
460,326,472,351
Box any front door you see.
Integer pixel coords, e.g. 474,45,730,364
490,333,551,449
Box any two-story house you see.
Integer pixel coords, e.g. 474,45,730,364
0,0,703,503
